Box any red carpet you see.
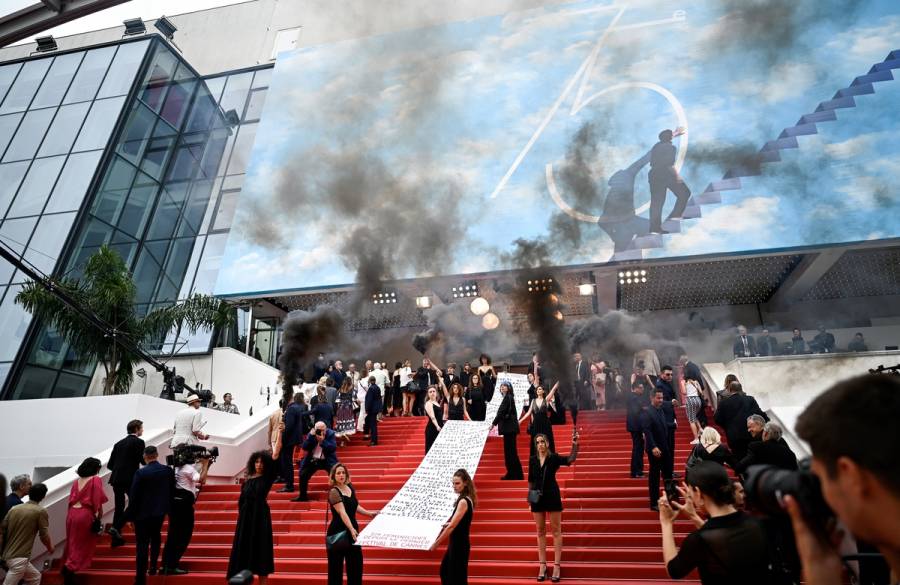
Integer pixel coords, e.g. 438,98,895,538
63,410,698,583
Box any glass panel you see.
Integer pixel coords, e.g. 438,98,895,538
199,177,223,233
0,112,23,157
160,80,196,129
218,72,252,116
146,181,188,240
1,108,54,162
185,89,216,133
251,67,272,89
221,174,245,190
199,127,228,179
244,88,267,121
31,52,83,109
24,212,76,274
51,372,92,397
97,40,150,99
177,235,204,297
212,190,240,231
0,63,23,106
10,366,56,400
45,150,103,213
132,245,164,303
0,285,32,361
225,123,257,175
163,237,195,291
139,135,175,181
30,327,63,368
63,46,116,104
116,183,155,237
0,160,29,218
6,155,66,218
72,96,126,152
36,101,90,157
139,47,178,112
91,156,136,224
0,257,12,285
191,232,227,294
0,58,52,114
117,101,157,165
167,138,205,182
214,130,236,177
0,216,39,256
204,76,226,102
0,362,11,391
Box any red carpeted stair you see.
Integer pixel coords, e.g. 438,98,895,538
64,410,698,583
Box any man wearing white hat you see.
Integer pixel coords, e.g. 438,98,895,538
171,394,209,448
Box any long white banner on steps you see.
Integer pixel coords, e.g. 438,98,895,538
355,372,529,550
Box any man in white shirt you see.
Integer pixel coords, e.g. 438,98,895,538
171,394,209,448
161,454,209,575
370,363,390,397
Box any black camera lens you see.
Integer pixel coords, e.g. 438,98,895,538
744,461,834,542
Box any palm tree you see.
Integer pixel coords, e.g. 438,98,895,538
15,245,233,395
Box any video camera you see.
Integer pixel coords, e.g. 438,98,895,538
744,460,834,543
167,444,220,467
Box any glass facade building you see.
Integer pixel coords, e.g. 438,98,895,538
0,35,271,399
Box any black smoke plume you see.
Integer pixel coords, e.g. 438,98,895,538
278,307,348,394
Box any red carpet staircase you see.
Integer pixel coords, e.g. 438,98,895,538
71,410,698,583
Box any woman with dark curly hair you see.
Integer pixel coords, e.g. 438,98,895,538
61,457,106,584
228,451,277,584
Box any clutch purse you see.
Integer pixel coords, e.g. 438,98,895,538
91,517,103,535
527,489,542,505
326,530,352,552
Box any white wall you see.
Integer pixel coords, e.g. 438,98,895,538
0,393,277,567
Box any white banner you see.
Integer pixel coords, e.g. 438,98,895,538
356,372,529,549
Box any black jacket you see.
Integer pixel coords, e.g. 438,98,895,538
128,461,174,520
660,400,677,430
738,438,798,473
641,405,670,455
733,335,756,358
491,392,519,435
626,392,644,433
283,402,308,447
365,383,383,416
655,378,677,402
108,434,145,487
755,336,779,357
714,393,767,451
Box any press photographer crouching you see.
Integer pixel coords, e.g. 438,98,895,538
747,374,900,585
160,443,216,575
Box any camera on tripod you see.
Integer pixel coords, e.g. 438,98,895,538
744,460,835,542
167,444,219,467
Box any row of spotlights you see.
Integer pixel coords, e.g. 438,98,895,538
372,292,397,305
373,298,397,304
451,285,477,291
453,284,479,299
618,270,648,278
527,278,553,285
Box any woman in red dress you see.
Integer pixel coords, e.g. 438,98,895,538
62,457,107,584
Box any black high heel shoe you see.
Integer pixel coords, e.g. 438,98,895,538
551,563,562,582
537,562,547,582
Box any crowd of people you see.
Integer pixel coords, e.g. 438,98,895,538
732,324,873,357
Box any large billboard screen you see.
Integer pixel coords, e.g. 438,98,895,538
215,0,899,295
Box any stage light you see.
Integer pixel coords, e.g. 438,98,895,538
470,297,489,316
554,310,564,321
627,278,632,284
640,270,647,276
482,313,500,330
154,16,177,40
35,36,57,52
641,277,647,283
416,296,432,309
123,18,146,36
577,284,593,296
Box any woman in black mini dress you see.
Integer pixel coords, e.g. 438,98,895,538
446,382,470,421
528,432,579,583
433,468,476,584
424,385,444,454
325,463,380,585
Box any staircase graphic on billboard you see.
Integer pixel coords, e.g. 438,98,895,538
613,49,900,261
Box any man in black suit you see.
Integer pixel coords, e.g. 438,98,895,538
573,352,592,410
626,381,645,478
107,419,145,547
491,382,524,480
738,422,798,474
756,329,778,357
642,388,671,511
293,421,338,502
364,376,383,446
811,325,836,354
128,446,174,584
414,359,438,417
733,325,757,358
443,363,460,389
714,382,768,460
278,393,307,494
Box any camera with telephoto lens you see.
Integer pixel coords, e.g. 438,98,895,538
167,444,219,467
744,459,835,543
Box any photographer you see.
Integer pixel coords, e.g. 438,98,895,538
782,374,900,585
161,446,211,575
293,421,338,502
659,461,771,584
171,394,209,448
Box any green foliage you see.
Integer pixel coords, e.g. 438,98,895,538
15,245,233,395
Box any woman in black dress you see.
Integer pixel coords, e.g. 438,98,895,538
445,382,470,421
466,373,487,420
228,451,277,584
519,382,559,456
528,432,579,582
477,354,496,403
326,463,380,585
424,385,444,454
433,468,476,584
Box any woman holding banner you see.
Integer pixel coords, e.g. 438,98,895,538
326,463,380,585
528,432,579,582
424,385,444,454
432,468,477,584
519,382,559,456
491,381,524,480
